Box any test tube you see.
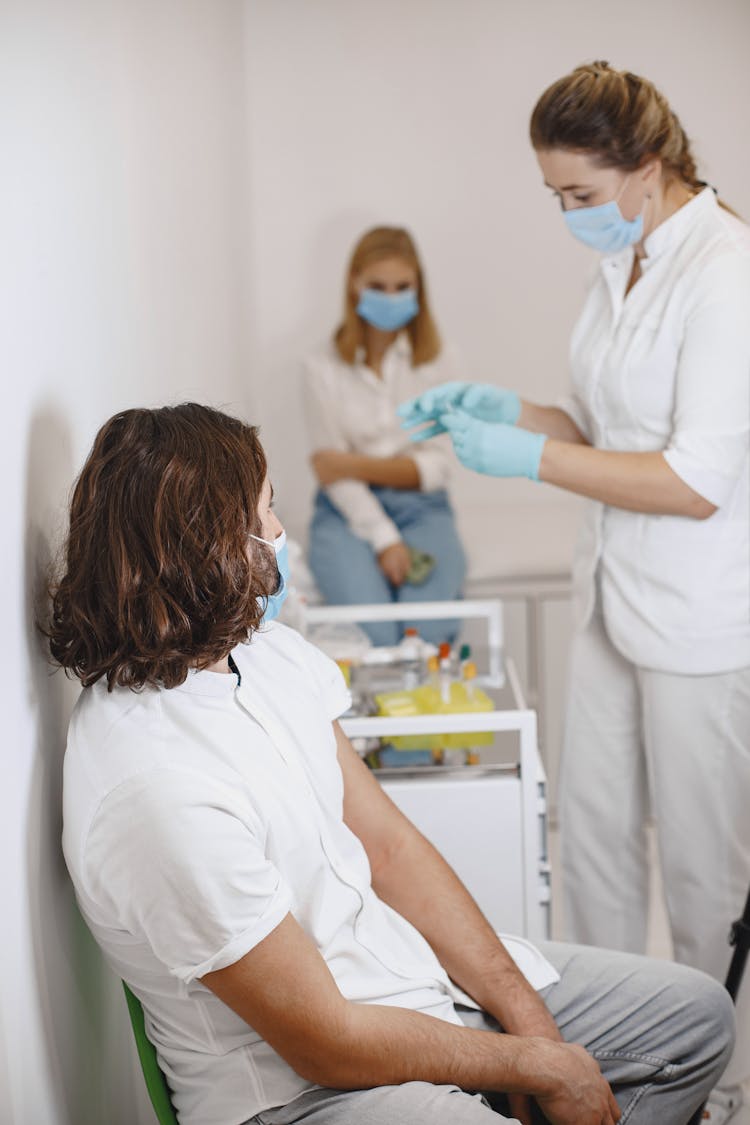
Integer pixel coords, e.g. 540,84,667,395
427,653,440,689
438,642,452,705
462,659,478,702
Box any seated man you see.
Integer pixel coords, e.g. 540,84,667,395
50,403,733,1125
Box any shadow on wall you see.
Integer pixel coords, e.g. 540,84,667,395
24,406,141,1125
257,206,378,549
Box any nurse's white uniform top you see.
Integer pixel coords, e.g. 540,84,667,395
557,189,750,1100
559,188,750,674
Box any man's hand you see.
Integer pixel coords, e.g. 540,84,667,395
378,542,411,586
311,449,355,485
507,1093,533,1125
528,1039,621,1125
201,911,621,1105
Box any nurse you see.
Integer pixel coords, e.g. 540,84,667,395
399,62,750,1122
302,226,466,647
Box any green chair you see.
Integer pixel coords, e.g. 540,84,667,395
122,982,179,1125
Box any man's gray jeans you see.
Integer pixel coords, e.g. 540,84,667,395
245,942,735,1125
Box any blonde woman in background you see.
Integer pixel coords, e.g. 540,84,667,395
302,227,466,647
400,62,750,1123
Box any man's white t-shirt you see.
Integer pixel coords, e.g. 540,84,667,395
63,623,556,1125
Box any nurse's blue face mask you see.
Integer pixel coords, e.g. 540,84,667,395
356,287,419,332
563,174,644,253
249,529,289,624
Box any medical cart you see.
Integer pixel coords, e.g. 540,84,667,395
302,599,551,942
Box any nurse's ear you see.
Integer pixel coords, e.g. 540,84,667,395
639,157,662,198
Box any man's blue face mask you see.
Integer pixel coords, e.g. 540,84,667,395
356,287,419,332
563,175,644,254
250,529,289,624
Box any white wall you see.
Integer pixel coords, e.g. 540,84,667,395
242,0,750,579
2,2,249,1122
4,2,750,1122
241,0,750,818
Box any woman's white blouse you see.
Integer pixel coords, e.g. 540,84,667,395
302,335,456,553
560,189,750,674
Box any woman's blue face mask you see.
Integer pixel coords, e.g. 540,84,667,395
357,287,419,332
562,175,644,254
249,529,289,624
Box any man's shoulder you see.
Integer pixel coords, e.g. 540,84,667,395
67,678,162,763
236,620,323,668
64,679,248,830
235,623,351,721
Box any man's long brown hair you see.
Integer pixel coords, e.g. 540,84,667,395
47,403,274,691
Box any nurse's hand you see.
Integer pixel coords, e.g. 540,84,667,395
377,542,411,586
397,382,521,441
440,411,547,481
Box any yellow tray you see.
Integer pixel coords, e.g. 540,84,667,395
374,682,494,750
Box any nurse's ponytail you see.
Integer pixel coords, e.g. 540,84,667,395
530,61,736,213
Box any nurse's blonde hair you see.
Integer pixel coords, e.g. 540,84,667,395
530,61,736,213
334,226,441,367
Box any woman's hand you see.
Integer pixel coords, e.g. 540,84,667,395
311,450,421,490
377,542,411,586
311,449,356,485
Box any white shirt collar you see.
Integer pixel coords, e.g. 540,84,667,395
641,186,716,262
354,331,413,373
175,664,239,696
602,187,717,275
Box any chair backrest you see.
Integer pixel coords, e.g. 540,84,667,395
122,982,179,1125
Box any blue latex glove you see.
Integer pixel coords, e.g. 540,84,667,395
397,381,521,442
440,410,547,480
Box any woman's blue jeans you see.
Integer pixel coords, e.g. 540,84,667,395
309,488,467,647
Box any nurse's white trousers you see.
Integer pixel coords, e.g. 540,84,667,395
559,601,750,1094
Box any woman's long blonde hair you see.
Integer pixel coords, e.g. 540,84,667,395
334,226,441,366
530,61,736,214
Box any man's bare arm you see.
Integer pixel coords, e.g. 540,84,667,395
335,722,560,1040
200,912,619,1125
